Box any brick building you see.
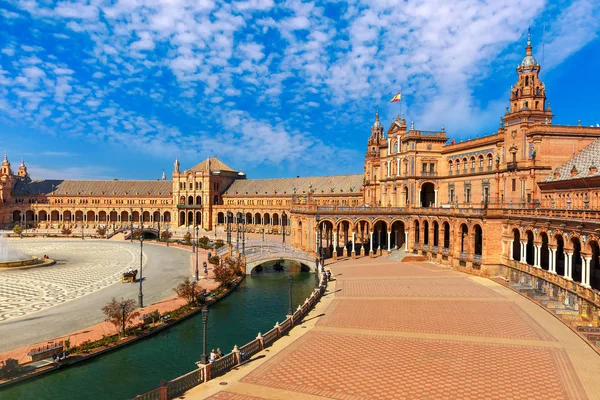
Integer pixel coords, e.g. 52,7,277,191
2,33,600,298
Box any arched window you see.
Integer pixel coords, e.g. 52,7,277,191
449,161,453,172
188,196,193,205
462,158,467,170
470,157,475,169
487,154,493,167
456,159,460,172
536,86,540,95
525,76,529,86
213,195,219,205
478,155,484,169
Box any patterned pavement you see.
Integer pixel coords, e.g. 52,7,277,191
0,240,137,321
189,257,600,400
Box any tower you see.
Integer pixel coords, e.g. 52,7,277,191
173,157,180,174
0,155,13,203
504,29,553,124
363,109,388,205
17,158,28,178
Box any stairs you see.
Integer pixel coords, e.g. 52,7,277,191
110,232,125,240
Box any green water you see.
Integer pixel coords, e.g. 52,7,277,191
1,271,317,400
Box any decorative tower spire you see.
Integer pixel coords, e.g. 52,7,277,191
174,157,180,173
526,27,532,56
161,169,166,180
17,157,28,178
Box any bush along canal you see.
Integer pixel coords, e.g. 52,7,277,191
0,270,317,400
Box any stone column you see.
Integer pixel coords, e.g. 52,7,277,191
351,231,356,258
396,159,400,176
565,251,573,280
404,231,409,251
534,245,541,268
434,190,438,207
333,231,338,259
520,241,527,264
387,231,392,252
583,256,592,288
369,231,374,256
549,248,556,273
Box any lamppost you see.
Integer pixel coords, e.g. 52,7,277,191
200,305,209,364
242,213,246,256
165,223,170,247
287,275,293,316
195,226,200,281
129,209,133,242
157,208,161,243
138,216,145,308
226,212,232,245
236,213,240,255
282,212,287,244
121,300,126,335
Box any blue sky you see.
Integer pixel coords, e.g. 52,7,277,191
0,0,599,181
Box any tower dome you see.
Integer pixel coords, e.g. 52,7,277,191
520,29,538,69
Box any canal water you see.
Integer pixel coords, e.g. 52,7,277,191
1,269,317,400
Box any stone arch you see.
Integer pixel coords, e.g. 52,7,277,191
525,230,535,265
589,240,600,290
473,224,483,256
423,220,430,246
109,210,118,223
414,219,420,245
540,232,549,270
217,212,225,224
420,182,435,208
254,212,261,225
245,212,252,224
373,220,389,251
512,229,521,261
132,211,140,222
75,210,84,222
432,220,439,248
443,221,450,249
179,211,185,226
390,220,405,249
179,196,185,205
50,210,60,222
38,210,48,221
460,223,469,253
298,220,303,248
187,211,193,226
163,211,171,223
478,154,484,169
188,196,194,205
264,213,271,225
272,213,279,226
196,195,202,205
571,236,583,283
554,233,565,276
12,210,21,223
98,210,107,222
121,211,129,223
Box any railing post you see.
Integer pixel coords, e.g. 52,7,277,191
256,332,264,350
159,379,167,400
232,345,241,365
204,363,213,382
274,322,281,338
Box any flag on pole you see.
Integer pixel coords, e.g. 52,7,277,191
390,92,402,103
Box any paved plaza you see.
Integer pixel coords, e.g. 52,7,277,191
0,239,191,353
190,257,600,400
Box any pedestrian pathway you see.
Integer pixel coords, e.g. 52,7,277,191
186,257,600,400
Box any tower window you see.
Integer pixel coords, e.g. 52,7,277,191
525,76,529,86
512,179,516,192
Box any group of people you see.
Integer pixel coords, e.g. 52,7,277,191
209,348,223,363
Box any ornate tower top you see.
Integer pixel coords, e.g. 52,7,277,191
161,169,166,180
505,29,553,124
17,157,28,178
174,157,180,173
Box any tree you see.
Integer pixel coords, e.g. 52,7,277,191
183,232,192,245
213,257,241,287
132,229,142,240
174,277,205,306
208,255,220,265
12,225,22,236
160,230,172,242
198,236,210,249
0,359,21,379
61,226,72,235
102,298,140,336
96,227,107,237
214,239,225,249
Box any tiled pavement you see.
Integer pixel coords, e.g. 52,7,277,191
187,257,600,400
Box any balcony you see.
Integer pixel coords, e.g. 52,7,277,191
176,204,203,209
507,162,517,171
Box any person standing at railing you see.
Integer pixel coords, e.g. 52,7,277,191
210,349,217,363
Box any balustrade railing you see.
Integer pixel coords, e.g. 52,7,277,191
132,271,328,400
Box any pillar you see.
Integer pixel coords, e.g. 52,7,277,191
404,231,409,251
565,251,573,280
434,190,438,207
387,231,391,252
583,256,592,288
509,240,513,260
534,245,541,268
351,231,356,258
520,241,526,264
369,231,374,256
333,231,338,257
549,248,556,273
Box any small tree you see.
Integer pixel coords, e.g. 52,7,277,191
132,229,142,240
160,230,172,242
214,239,225,249
96,227,107,237
102,298,140,336
213,257,241,287
208,255,220,265
183,232,192,245
12,225,22,236
61,226,72,235
198,236,210,249
0,359,21,379
174,277,205,306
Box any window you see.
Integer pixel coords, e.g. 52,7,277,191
471,158,475,169
456,160,460,171
422,163,427,173
450,189,455,203
512,179,516,192
487,154,493,167
430,163,435,173
466,188,471,203
484,187,489,203
449,162,453,172
188,182,192,190
479,156,484,168
525,76,529,86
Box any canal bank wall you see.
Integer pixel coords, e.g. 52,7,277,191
0,276,245,390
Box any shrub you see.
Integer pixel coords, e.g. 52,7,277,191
96,227,107,237
0,359,21,380
214,239,225,249
198,236,210,249
208,255,220,265
160,230,172,242
174,277,205,306
61,226,72,235
183,232,192,245
12,225,23,236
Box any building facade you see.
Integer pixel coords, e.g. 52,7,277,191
2,33,600,300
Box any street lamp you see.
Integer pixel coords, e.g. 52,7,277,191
138,216,145,308
242,213,246,256
195,226,200,281
287,275,293,316
121,300,126,335
157,208,161,243
282,212,287,244
166,223,170,247
226,212,232,245
129,209,133,242
200,305,209,364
